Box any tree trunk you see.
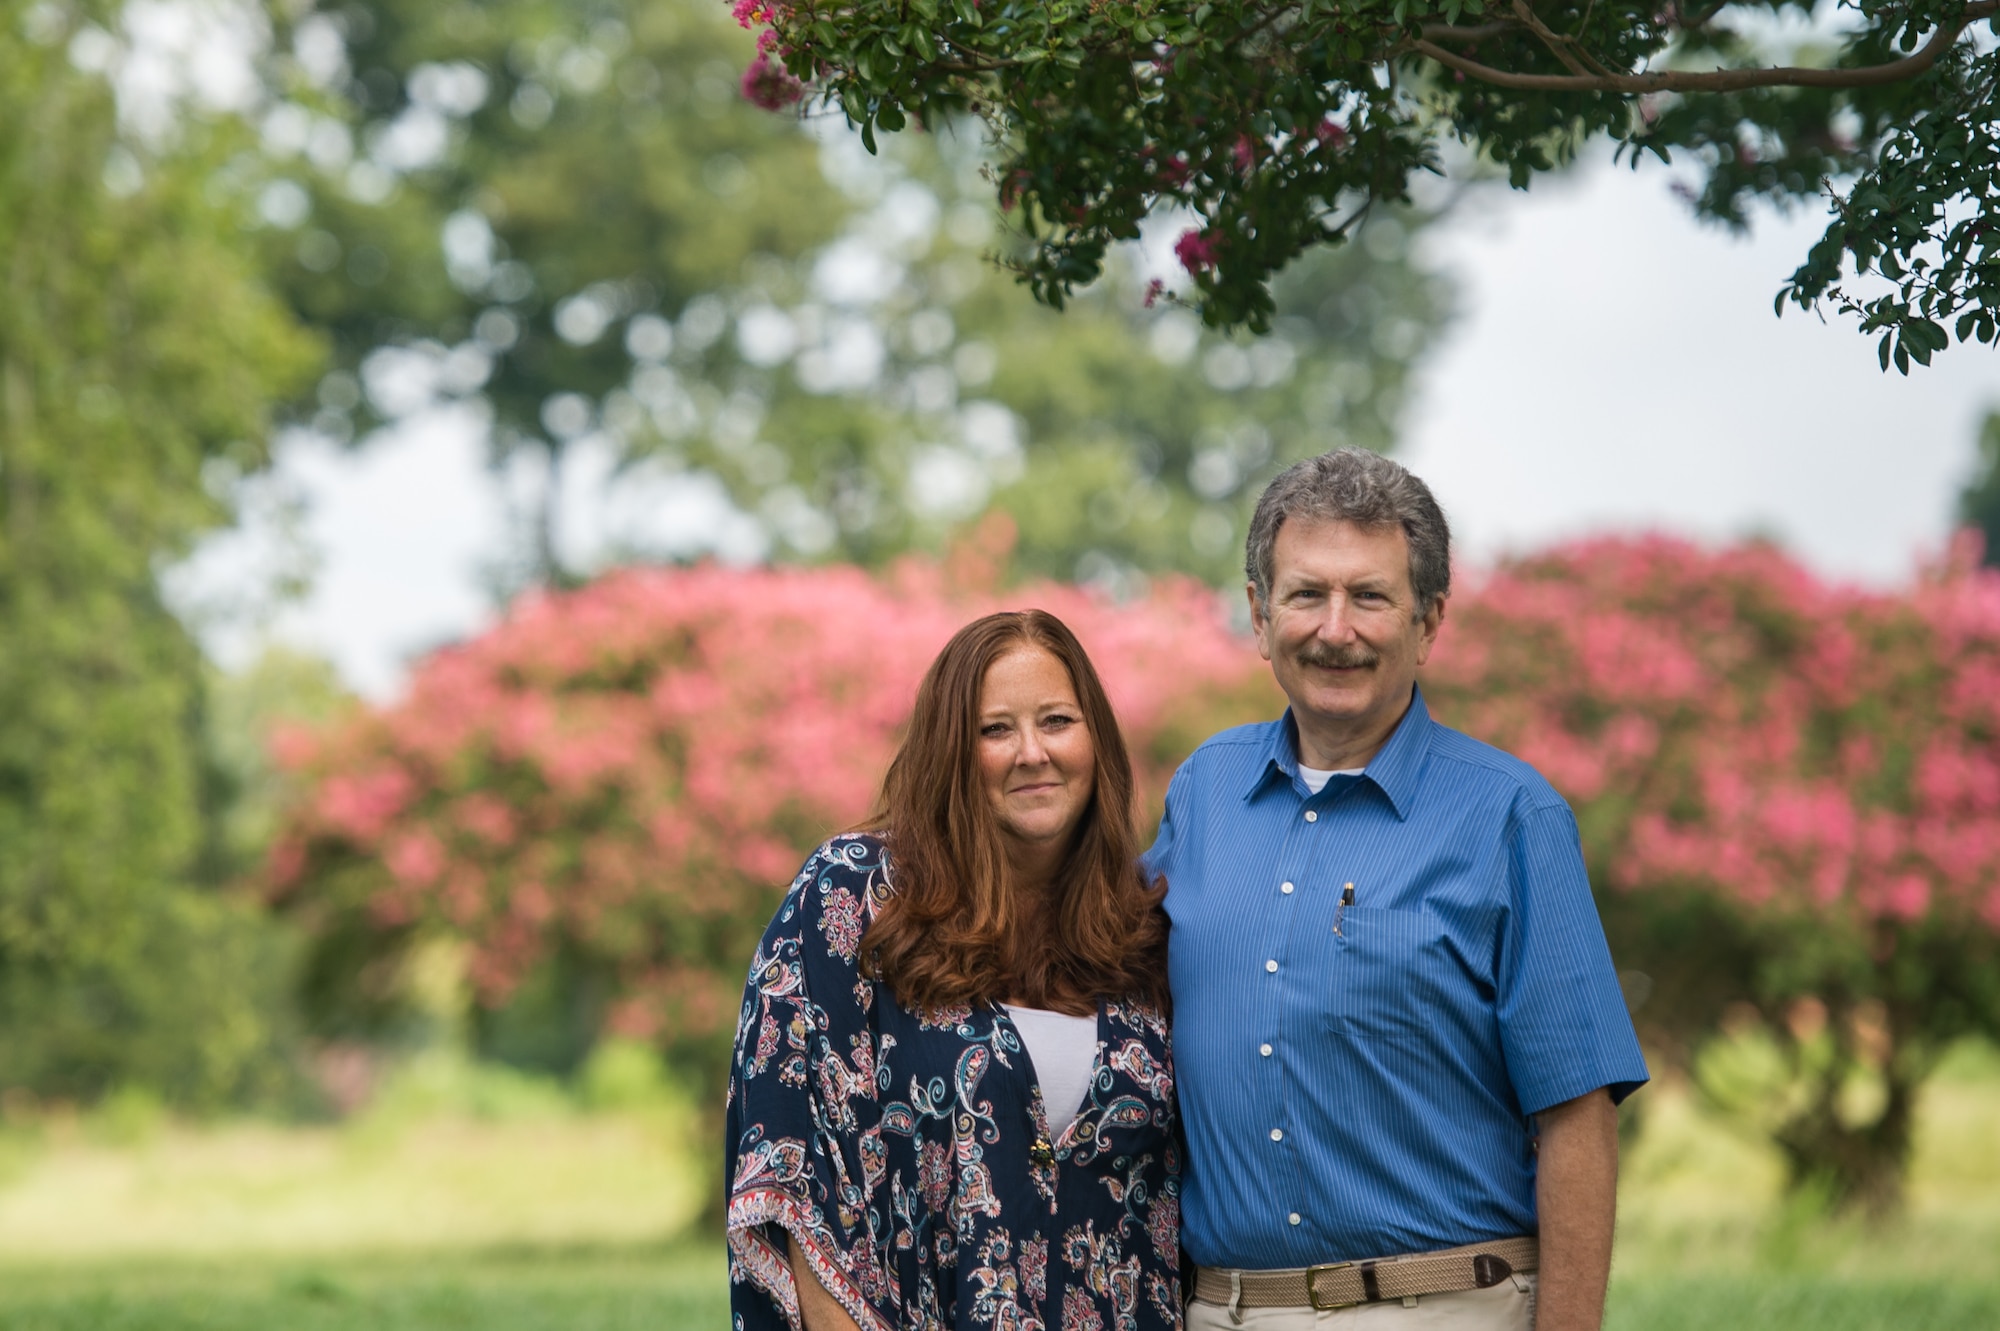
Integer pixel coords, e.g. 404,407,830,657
1770,1065,1914,1217
1769,998,1927,1218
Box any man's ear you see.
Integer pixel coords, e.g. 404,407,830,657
1414,595,1446,666
1246,583,1274,662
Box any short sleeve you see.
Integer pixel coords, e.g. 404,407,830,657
725,836,896,1331
1494,802,1651,1116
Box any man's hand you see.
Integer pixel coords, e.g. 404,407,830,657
1534,1087,1619,1331
789,1233,864,1331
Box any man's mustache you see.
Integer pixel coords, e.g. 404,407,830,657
1295,645,1379,670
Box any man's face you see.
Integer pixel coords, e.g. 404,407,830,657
1249,517,1443,749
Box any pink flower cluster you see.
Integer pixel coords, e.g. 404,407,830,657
741,54,803,110
730,0,803,109
1174,228,1219,274
1424,532,2000,933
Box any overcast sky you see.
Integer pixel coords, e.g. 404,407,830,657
178,149,1999,700
1402,151,1996,581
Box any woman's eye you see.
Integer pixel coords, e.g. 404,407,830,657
1044,714,1075,729
981,723,1010,737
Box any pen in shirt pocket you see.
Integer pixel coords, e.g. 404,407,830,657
1334,882,1354,935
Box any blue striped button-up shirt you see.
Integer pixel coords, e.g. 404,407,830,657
1144,687,1648,1270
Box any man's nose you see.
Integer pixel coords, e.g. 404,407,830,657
1316,596,1359,640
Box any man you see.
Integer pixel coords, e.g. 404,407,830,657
1147,449,1648,1330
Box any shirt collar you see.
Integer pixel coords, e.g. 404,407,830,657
1244,685,1434,822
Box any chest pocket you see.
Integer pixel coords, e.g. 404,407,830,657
1324,906,1447,1043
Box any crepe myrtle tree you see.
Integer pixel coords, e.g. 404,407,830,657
731,0,1999,368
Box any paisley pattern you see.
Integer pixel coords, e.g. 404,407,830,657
727,834,1182,1331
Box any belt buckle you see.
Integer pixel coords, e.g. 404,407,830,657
1305,1262,1358,1312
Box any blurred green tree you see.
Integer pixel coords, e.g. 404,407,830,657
256,0,1446,588
1960,410,2000,567
0,7,320,1110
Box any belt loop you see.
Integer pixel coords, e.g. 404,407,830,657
1227,1269,1244,1325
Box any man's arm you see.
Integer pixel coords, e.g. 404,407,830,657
789,1234,863,1331
1533,1087,1619,1331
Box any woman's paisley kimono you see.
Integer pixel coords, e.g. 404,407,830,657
726,834,1182,1331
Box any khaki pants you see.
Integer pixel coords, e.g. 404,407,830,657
1186,1273,1536,1331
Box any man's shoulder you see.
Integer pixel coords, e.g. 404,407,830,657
1189,717,1283,756
1177,719,1283,779
1419,719,1569,817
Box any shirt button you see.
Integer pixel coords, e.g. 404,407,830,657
1259,1043,1273,1057
1265,959,1279,973
1288,1212,1302,1226
1281,881,1295,894
1270,1128,1284,1142
1304,810,1318,823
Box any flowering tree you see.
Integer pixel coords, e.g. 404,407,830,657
732,0,1998,366
1423,533,2000,1211
265,547,1272,1097
269,533,2000,1208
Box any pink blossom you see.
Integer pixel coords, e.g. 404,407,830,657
385,829,447,887
740,54,803,110
1174,228,1219,274
1231,134,1257,172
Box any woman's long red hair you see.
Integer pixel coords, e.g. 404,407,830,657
859,610,1168,1016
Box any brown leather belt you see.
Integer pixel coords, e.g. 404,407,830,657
1192,1236,1538,1311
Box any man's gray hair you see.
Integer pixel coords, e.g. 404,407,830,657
1245,448,1452,615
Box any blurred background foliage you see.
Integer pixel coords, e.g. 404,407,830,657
248,0,1446,586
0,0,1444,1118
0,0,319,1112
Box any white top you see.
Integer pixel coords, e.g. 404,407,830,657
1003,1005,1099,1140
1298,764,1364,794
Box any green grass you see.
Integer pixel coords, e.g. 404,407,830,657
0,1042,1993,1329
0,1244,730,1330
1607,1276,2000,1331
5,1250,1997,1331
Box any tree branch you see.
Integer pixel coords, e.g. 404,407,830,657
1511,0,1599,76
1407,0,1995,92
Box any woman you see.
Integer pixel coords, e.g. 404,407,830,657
725,610,1180,1331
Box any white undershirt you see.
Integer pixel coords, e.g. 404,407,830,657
1003,1005,1099,1139
1298,764,1365,794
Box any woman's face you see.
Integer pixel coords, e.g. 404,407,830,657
977,645,1097,865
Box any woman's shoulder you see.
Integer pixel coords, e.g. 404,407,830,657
774,833,894,966
790,832,892,890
